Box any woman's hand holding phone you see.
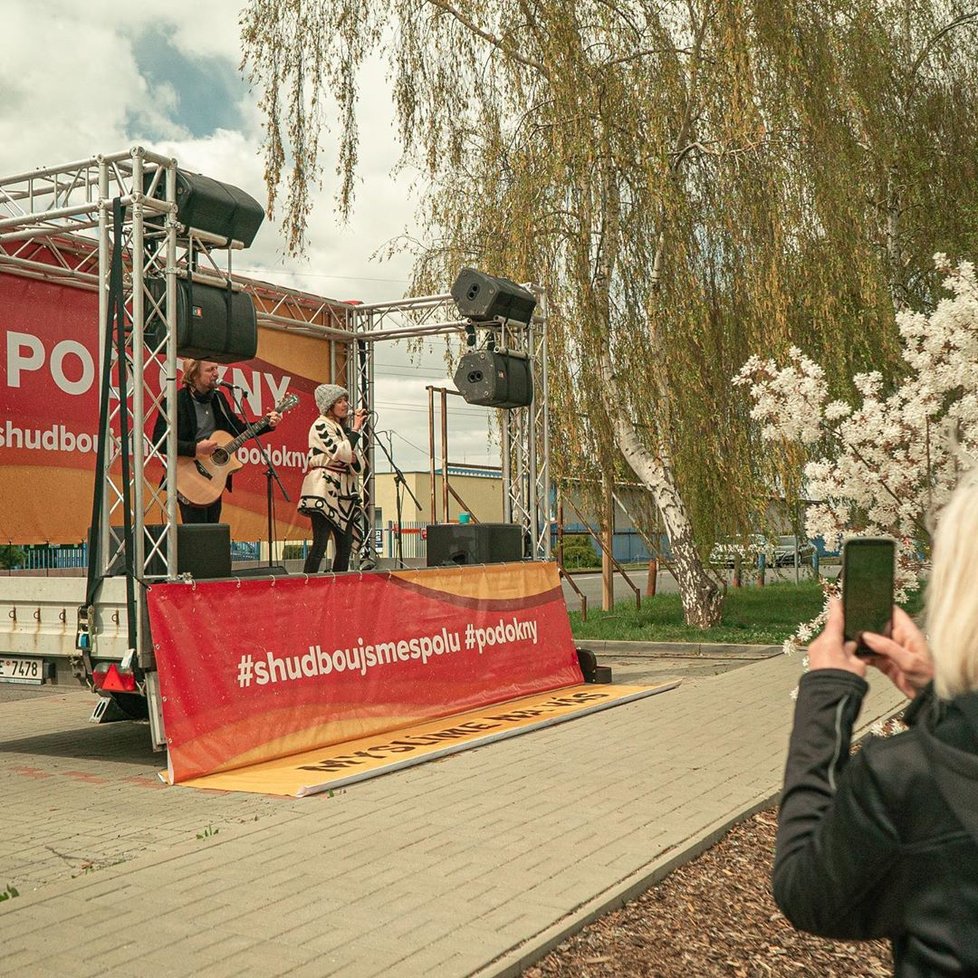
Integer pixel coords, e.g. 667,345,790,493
860,608,934,699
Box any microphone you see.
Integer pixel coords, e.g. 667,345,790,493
218,381,242,391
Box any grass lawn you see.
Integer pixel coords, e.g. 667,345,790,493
569,580,924,645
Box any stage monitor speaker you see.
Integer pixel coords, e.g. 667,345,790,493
144,169,265,247
145,277,258,364
90,523,231,579
176,524,233,579
450,268,537,325
425,523,524,567
453,349,533,408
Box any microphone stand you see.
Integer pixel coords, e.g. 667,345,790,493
226,387,290,570
373,429,421,569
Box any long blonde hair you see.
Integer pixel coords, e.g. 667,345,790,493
927,467,978,699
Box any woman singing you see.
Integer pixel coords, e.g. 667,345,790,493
297,384,367,573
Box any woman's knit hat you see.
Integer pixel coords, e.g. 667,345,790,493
314,383,349,414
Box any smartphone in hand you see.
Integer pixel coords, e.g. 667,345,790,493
842,537,896,655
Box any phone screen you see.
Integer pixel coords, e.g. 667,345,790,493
842,538,895,650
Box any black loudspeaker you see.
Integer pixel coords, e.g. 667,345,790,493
450,268,537,325
91,524,231,579
145,278,258,364
453,349,533,408
145,170,265,247
425,523,524,567
575,648,613,684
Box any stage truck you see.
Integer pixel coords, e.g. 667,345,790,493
0,148,551,747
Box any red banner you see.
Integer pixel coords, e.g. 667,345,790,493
0,267,337,543
146,561,583,783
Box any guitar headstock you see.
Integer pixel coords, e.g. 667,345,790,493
275,393,300,415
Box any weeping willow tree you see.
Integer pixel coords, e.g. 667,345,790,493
242,0,978,626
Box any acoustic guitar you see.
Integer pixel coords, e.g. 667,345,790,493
175,392,300,506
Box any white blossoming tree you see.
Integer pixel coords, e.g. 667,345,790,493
735,256,978,652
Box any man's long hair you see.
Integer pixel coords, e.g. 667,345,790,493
181,359,207,390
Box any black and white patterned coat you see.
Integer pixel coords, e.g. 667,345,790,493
297,416,364,533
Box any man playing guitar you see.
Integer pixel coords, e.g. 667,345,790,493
152,360,283,524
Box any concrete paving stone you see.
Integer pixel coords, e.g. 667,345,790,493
11,928,134,976
0,905,123,954
253,864,329,893
338,873,429,906
322,948,427,978
0,897,79,935
352,908,463,946
333,926,483,975
72,938,148,972
7,949,108,978
447,882,562,922
155,899,239,932
267,957,357,978
276,914,356,950
167,939,320,978
253,887,330,921
214,881,336,927
389,942,471,976
221,902,328,943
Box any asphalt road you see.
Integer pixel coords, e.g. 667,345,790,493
560,563,832,608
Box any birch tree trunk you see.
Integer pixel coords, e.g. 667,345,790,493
599,355,723,627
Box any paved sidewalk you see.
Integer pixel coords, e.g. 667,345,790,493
0,653,905,978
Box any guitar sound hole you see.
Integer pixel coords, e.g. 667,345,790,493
211,447,230,465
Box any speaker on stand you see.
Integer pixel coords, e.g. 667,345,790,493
145,278,258,364
449,268,537,409
143,168,265,364
450,268,537,325
452,349,533,408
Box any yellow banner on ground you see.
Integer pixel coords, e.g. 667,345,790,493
171,682,679,797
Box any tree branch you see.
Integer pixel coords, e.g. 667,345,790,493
422,0,553,79
905,12,978,103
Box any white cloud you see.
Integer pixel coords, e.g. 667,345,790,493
0,8,182,172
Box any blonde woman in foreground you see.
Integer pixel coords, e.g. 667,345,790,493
774,469,978,978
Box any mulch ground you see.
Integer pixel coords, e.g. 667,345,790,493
523,808,892,978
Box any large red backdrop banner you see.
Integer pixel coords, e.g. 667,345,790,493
0,270,334,543
146,562,583,784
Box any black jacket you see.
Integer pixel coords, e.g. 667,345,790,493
152,387,246,458
774,670,978,977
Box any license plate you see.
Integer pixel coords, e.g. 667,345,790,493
0,656,44,684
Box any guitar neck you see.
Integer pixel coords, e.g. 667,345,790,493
225,419,266,454
219,394,296,454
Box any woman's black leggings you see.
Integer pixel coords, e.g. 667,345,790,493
304,512,353,573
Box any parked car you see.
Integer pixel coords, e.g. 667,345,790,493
709,534,774,568
774,535,815,567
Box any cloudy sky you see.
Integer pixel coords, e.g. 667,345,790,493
0,0,499,472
